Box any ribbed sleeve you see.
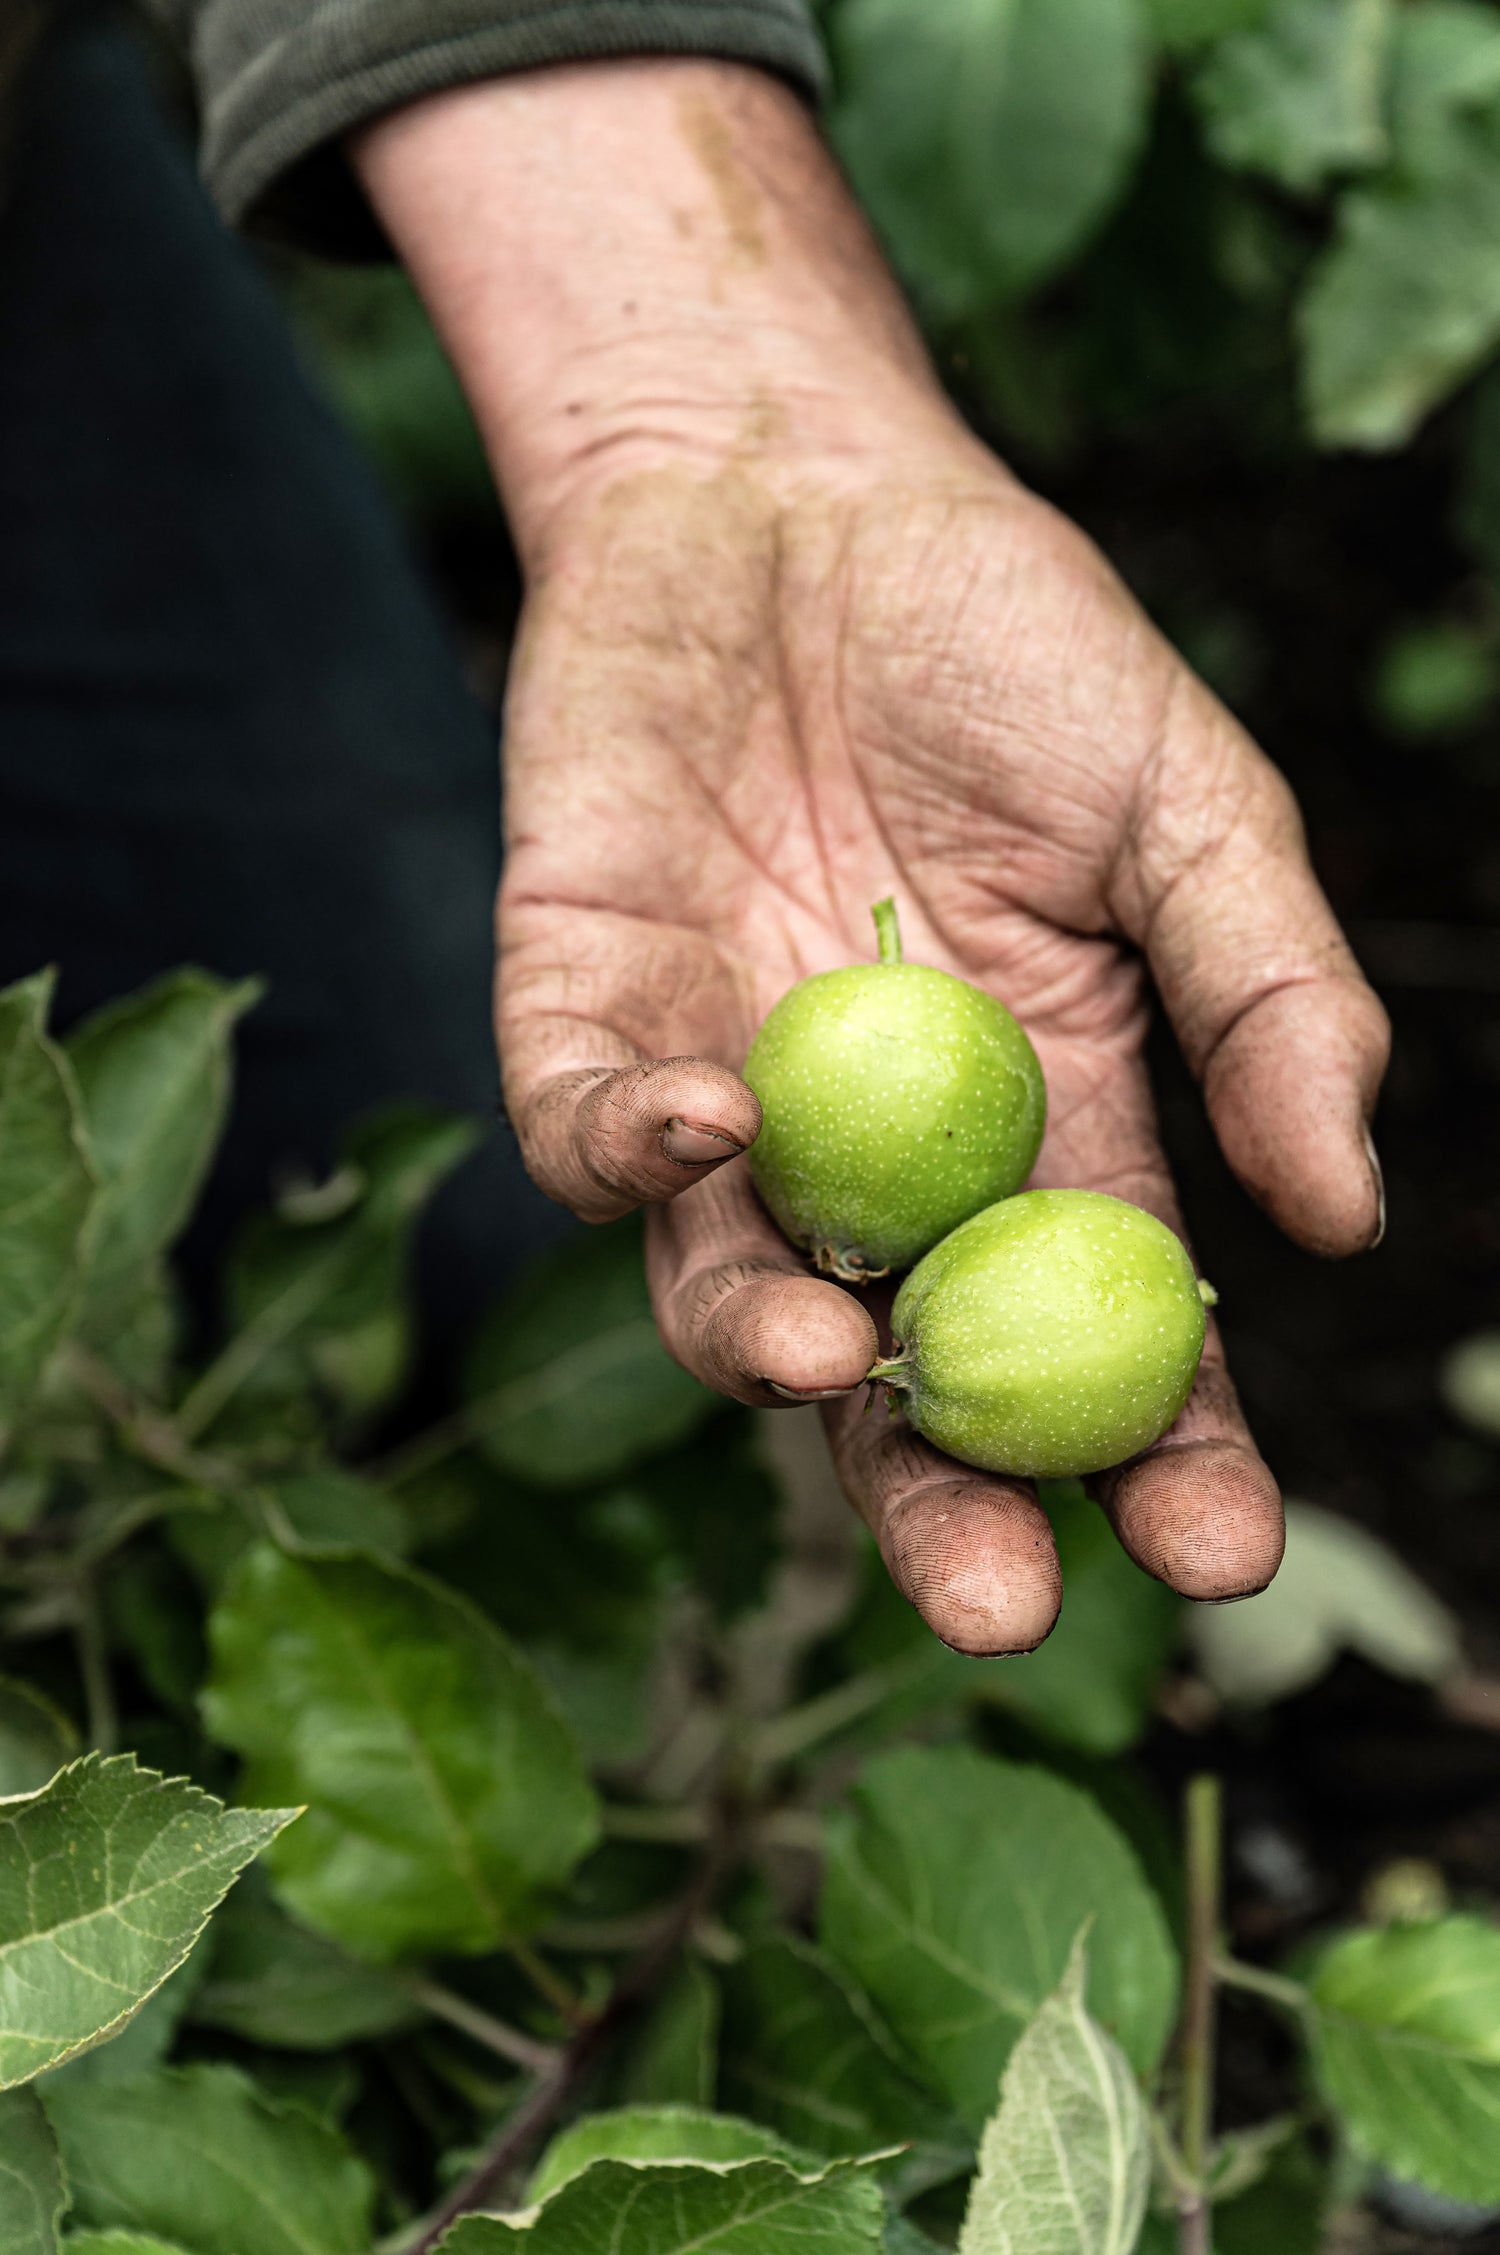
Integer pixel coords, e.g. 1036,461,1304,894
160,0,828,256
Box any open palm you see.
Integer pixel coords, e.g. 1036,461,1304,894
496,452,1388,1654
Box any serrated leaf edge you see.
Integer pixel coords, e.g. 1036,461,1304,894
0,1751,299,2090
442,2147,899,2241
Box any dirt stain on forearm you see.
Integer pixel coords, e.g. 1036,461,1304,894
677,91,768,270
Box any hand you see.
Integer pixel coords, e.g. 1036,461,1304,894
354,60,1389,1654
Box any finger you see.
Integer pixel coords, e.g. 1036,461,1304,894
1113,669,1389,1257
822,1387,1062,1655
514,1052,761,1224
496,893,765,1220
645,1158,879,1405
1089,1324,1283,1600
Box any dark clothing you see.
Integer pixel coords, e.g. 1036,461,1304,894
0,18,568,1328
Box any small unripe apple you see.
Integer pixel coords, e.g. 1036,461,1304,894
743,901,1046,1279
871,1189,1210,1478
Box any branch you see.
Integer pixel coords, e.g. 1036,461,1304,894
60,1345,249,1496
399,1977,561,2076
405,1829,733,2254
1177,1774,1221,2255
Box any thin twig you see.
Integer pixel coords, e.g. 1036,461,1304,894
747,1662,902,1769
1177,1774,1221,2255
173,1259,343,1443
507,1939,587,2029
399,1977,561,2076
601,1801,711,1844
61,1345,248,1495
1211,1955,1308,2015
404,1829,733,2253
366,1402,483,1493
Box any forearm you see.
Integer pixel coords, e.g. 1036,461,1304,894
349,59,963,558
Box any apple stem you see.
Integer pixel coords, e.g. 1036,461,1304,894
872,896,903,966
866,1356,911,1388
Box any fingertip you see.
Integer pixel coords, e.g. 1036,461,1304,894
1206,982,1389,1259
1101,1441,1284,1601
882,1480,1063,1656
525,1058,761,1220
700,1272,878,1403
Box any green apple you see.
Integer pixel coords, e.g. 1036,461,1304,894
871,1189,1210,1477
743,900,1046,1279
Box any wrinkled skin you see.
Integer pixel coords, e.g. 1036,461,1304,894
357,61,1390,1656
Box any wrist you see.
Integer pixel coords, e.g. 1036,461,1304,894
351,59,966,559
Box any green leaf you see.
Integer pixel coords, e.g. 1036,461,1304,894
820,1748,1178,2128
189,1871,417,2048
211,1104,479,1428
202,1545,600,1960
1188,1500,1460,1705
882,2222,945,2255
43,2063,375,2255
41,1953,203,2090
1308,1914,1500,2200
0,2088,65,2255
0,1753,293,2088
1210,2134,1328,2253
956,1933,1149,2255
66,2239,192,2255
465,1220,714,1489
1301,2,1500,447
66,972,260,1329
829,0,1151,322
618,1957,720,2107
1144,0,1272,49
0,1679,78,1798
439,2152,887,2254
172,1468,411,1593
0,973,96,1432
982,1482,1183,1750
530,2108,817,2202
827,1483,1180,1759
1193,0,1394,193
719,1935,969,2198
1440,1324,1500,1434
1370,619,1500,740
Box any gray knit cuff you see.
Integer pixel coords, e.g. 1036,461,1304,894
185,0,828,257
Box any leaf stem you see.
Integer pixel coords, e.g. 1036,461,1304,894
1178,1772,1221,2255
872,896,903,965
1211,1954,1309,2015
748,1662,901,1768
173,1258,342,1442
400,1975,561,2074
60,1343,248,1496
508,1938,588,2028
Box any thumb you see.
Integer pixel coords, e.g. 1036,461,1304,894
1116,679,1389,1257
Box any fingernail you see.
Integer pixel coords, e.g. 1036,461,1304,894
1363,1125,1386,1249
661,1117,745,1167
767,1381,859,1403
